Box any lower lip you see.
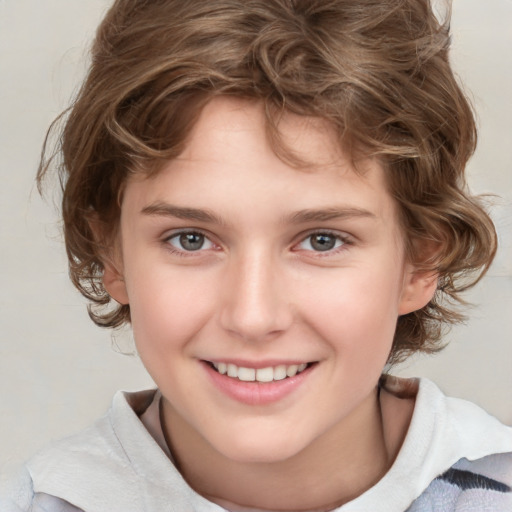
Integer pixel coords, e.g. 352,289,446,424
202,362,315,406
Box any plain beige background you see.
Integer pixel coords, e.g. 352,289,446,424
1,0,511,473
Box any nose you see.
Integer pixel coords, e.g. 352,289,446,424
219,249,294,342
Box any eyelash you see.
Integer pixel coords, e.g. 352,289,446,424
162,229,353,257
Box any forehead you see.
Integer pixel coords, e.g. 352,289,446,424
179,97,345,169
122,97,399,232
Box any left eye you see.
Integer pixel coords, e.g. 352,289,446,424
298,233,345,252
166,232,214,252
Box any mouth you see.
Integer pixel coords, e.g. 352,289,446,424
205,361,314,383
203,359,317,405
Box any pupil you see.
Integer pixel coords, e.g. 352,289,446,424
311,234,335,251
180,233,204,251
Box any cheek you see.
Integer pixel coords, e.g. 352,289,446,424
298,265,403,352
124,262,216,354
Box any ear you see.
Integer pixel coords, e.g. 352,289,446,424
88,214,129,305
398,266,438,315
102,259,129,305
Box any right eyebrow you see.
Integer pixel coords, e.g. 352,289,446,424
140,202,227,226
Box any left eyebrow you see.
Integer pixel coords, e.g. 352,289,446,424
285,207,377,224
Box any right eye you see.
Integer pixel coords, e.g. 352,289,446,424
165,231,215,253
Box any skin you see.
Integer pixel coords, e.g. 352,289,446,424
104,97,437,511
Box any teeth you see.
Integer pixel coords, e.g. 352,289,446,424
227,363,238,378
255,367,273,382
211,362,310,382
238,367,256,381
286,364,299,377
274,365,287,381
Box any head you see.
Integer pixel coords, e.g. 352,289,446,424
39,0,496,365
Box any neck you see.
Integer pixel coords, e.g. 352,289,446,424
161,386,411,511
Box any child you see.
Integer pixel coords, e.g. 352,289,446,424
3,0,511,510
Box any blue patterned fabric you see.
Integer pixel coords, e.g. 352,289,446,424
407,454,512,511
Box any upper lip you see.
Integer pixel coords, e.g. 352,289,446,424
203,358,315,369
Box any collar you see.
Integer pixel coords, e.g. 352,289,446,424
27,378,512,511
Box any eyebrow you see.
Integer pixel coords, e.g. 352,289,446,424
286,207,377,224
141,202,376,225
141,202,227,225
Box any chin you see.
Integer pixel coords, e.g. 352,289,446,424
208,423,314,465
220,443,302,465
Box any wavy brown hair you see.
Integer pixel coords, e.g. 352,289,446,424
38,0,497,362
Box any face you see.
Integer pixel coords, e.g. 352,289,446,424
105,97,433,464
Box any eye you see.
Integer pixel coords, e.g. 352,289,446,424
297,232,346,252
166,231,214,252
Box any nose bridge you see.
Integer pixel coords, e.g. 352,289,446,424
220,245,292,341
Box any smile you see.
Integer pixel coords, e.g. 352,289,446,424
210,362,309,382
204,360,316,405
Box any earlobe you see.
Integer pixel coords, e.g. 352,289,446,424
103,261,129,305
398,268,438,316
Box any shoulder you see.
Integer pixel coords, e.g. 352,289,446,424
0,463,83,512
26,393,136,483
0,463,33,512
354,377,512,512
398,377,512,511
2,390,160,512
408,452,512,511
